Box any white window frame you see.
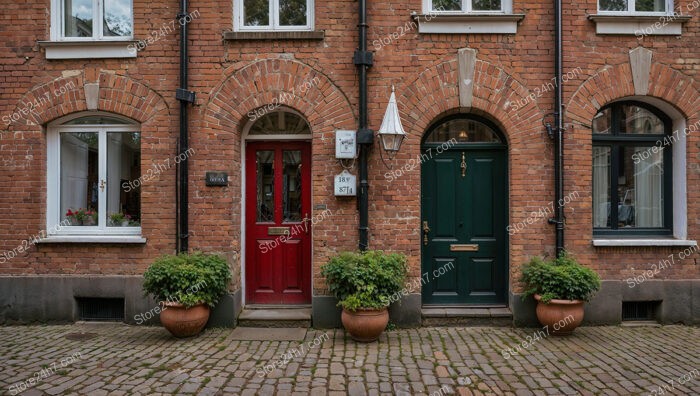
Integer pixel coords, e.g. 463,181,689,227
423,0,513,14
50,0,134,41
597,0,673,15
234,0,315,31
46,113,142,237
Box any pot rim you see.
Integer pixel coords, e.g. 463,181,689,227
534,294,584,305
342,307,389,313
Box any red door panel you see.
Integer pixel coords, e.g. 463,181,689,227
245,141,312,304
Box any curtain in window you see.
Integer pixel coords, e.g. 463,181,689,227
593,147,610,228
634,148,664,227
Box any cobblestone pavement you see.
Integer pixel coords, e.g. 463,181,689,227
1,324,698,395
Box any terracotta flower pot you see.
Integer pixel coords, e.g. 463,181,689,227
159,302,210,338
341,308,389,342
534,294,584,336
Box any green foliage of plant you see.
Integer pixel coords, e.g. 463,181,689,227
321,250,408,311
521,253,601,304
143,252,232,308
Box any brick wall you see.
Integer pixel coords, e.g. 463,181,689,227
0,0,697,295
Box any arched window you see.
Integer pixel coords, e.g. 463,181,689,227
47,113,142,238
592,102,672,235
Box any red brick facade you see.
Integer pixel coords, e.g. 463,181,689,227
0,0,698,324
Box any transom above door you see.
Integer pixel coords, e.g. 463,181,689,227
421,115,508,305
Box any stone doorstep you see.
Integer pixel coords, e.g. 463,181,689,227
238,308,312,321
237,307,312,328
421,307,513,318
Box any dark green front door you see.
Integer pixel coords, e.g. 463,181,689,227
421,148,507,305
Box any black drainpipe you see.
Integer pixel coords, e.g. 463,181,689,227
355,0,373,251
549,0,565,257
176,0,195,253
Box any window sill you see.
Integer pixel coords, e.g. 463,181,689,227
38,40,139,60
411,13,525,34
223,31,325,41
587,14,691,35
37,235,147,244
592,238,697,247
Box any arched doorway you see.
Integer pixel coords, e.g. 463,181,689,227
244,109,312,305
420,115,508,305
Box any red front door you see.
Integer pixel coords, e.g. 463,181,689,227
245,141,312,304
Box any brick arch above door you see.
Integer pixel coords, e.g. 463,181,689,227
398,58,548,148
203,59,356,139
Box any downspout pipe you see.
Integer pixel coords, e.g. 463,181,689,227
551,0,565,257
355,0,374,251
176,0,195,253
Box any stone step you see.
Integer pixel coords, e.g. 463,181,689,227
421,306,513,327
237,307,312,328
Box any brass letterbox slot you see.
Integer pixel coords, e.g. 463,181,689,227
268,227,291,236
450,244,479,252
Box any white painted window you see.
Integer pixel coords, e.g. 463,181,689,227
598,0,672,14
234,0,314,31
47,114,142,237
424,0,513,13
50,0,133,41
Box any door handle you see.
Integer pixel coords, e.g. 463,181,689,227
303,213,310,234
461,152,467,178
422,221,431,245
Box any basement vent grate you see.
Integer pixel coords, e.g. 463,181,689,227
76,297,125,322
622,301,659,321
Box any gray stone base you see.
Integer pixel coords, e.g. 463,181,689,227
311,293,422,329
511,279,700,326
208,288,242,328
0,276,242,328
311,296,341,328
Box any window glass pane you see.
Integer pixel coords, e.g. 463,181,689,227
425,118,502,144
432,0,462,11
472,0,502,11
248,111,311,135
283,151,302,222
103,0,133,37
599,0,628,11
279,0,307,26
64,0,93,37
244,0,270,26
620,146,665,228
593,146,611,228
636,0,666,12
107,133,141,227
61,132,99,226
620,105,665,134
592,107,612,134
257,151,275,222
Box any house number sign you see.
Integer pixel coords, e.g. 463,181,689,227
205,172,228,186
334,170,356,196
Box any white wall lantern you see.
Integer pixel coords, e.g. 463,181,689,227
377,86,406,160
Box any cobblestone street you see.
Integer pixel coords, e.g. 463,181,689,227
1,324,698,395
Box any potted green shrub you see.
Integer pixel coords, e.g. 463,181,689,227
521,253,601,335
143,252,232,337
321,250,408,342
